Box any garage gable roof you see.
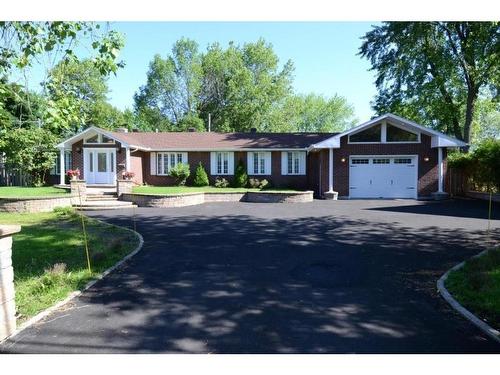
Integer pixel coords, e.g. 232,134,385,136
310,113,468,149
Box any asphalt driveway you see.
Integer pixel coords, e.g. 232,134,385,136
2,198,499,353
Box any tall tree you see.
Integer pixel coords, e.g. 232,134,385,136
268,93,356,132
200,39,294,132
134,38,203,130
360,22,500,143
47,59,125,132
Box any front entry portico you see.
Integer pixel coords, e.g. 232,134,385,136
83,148,117,185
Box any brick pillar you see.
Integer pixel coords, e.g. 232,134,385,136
0,225,21,341
117,179,134,197
70,180,87,200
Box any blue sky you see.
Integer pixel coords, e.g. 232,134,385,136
106,22,379,121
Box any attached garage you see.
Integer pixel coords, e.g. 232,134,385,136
349,155,418,199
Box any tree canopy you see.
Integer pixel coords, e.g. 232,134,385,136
135,38,355,133
360,22,500,143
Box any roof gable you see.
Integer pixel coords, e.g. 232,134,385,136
311,113,467,149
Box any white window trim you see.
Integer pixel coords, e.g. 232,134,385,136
281,151,306,176
348,121,420,145
247,151,271,175
210,152,234,175
156,152,188,176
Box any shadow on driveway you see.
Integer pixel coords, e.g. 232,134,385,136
1,200,499,353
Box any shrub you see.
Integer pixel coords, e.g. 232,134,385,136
248,178,269,189
233,160,248,188
193,162,209,187
214,176,229,188
248,178,260,188
259,179,269,189
169,163,191,186
449,139,500,192
45,263,67,275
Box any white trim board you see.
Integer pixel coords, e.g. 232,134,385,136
311,113,467,149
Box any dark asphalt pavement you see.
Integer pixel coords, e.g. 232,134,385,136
1,198,499,353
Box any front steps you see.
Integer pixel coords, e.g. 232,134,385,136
73,193,137,211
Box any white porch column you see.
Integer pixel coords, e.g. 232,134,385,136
437,147,444,193
328,147,334,192
59,148,65,185
125,147,131,172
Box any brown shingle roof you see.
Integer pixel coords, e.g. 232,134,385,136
108,131,337,150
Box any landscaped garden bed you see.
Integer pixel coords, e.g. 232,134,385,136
445,247,500,331
0,208,140,322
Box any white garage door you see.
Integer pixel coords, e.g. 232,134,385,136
349,156,417,198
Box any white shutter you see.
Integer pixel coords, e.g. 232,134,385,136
228,152,235,175
210,152,216,175
299,152,306,175
281,152,288,175
265,152,272,175
182,152,188,164
150,152,157,175
247,152,254,175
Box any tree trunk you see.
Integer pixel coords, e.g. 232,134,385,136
463,86,478,144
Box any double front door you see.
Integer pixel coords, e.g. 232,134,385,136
84,148,116,185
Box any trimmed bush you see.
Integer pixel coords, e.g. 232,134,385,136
193,162,209,187
233,160,248,188
169,163,191,186
449,139,500,192
214,177,230,188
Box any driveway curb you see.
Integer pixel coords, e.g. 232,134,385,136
0,220,144,345
437,248,500,344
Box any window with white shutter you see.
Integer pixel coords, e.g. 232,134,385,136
281,151,306,175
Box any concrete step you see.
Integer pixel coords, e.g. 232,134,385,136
73,200,137,211
85,196,119,201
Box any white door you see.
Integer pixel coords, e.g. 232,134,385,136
84,148,116,185
349,156,417,198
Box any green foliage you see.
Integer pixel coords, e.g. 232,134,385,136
214,176,230,188
360,22,500,143
169,162,191,186
449,139,500,192
248,178,269,189
193,162,209,187
233,160,248,188
268,93,356,132
1,127,58,186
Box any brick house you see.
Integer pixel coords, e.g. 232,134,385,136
53,113,466,199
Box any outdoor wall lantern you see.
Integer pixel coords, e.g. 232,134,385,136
424,156,430,162
76,147,82,154
341,157,346,163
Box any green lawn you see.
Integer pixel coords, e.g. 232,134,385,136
132,186,302,195
0,208,139,322
446,247,500,330
0,186,70,198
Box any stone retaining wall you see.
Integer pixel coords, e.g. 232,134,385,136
245,191,313,203
121,192,205,208
120,191,314,207
0,195,77,213
0,225,20,341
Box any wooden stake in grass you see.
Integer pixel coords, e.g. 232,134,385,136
487,190,493,236
77,183,92,274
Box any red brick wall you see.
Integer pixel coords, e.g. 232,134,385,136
72,140,84,179
317,134,444,198
141,150,308,189
130,151,144,185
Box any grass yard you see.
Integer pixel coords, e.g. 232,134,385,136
132,186,302,195
446,247,500,330
0,208,139,322
0,186,70,198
